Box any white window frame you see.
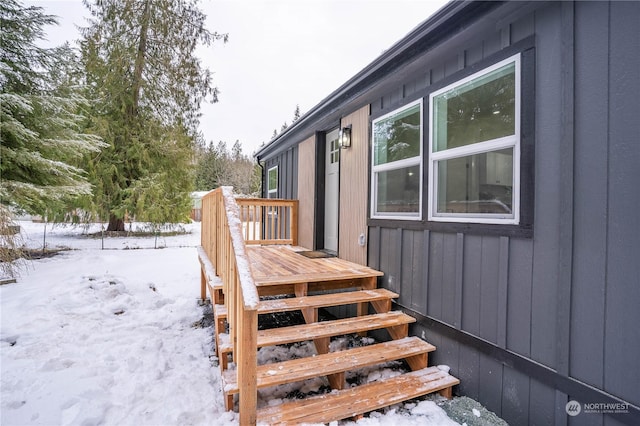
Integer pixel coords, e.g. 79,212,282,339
371,99,423,220
428,54,521,225
267,165,278,198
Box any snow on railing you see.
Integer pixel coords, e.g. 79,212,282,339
199,188,300,424
200,187,258,424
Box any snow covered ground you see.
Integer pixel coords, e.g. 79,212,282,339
1,221,504,426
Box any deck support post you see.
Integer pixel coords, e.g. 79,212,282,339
238,308,258,426
438,386,453,399
200,269,207,301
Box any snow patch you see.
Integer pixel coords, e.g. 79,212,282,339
437,364,451,374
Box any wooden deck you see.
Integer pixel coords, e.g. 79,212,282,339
200,189,459,425
247,245,383,286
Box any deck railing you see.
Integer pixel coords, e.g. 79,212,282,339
236,198,298,246
200,188,298,425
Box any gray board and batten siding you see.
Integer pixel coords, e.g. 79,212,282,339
263,146,298,200
255,1,640,425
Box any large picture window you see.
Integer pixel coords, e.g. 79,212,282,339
428,54,520,224
267,166,278,198
371,100,422,219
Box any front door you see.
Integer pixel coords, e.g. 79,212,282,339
324,129,340,253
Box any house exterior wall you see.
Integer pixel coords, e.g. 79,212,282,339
263,146,298,200
338,105,370,265
367,2,639,425
256,1,639,424
297,135,316,249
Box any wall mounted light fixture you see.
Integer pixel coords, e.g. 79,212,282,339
339,125,352,149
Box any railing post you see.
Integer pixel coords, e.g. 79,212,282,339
291,200,298,246
238,307,258,425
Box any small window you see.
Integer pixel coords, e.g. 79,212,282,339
267,166,278,198
371,100,423,219
330,137,340,164
428,54,520,224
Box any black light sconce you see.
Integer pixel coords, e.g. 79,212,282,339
339,125,352,149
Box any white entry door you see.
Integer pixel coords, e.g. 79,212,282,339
324,129,340,253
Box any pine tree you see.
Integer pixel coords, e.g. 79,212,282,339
193,140,260,196
0,0,105,216
292,104,301,122
80,0,226,230
231,140,242,161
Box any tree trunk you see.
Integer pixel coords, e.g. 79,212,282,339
107,215,125,232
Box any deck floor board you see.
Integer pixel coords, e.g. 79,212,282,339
246,245,383,286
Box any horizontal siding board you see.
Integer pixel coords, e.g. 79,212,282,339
603,0,640,407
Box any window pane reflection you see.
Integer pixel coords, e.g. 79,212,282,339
436,149,513,215
376,165,420,214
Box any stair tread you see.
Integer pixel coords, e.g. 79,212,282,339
219,311,415,353
222,336,435,394
257,367,460,424
214,288,398,318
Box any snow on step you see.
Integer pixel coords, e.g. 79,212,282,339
218,311,415,354
222,336,435,394
257,366,460,425
257,311,414,348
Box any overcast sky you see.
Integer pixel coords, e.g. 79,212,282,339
27,0,448,154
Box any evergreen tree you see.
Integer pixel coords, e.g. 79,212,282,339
80,0,226,230
231,140,242,161
0,0,104,216
193,140,260,196
292,104,301,122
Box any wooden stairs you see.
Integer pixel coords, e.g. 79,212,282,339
206,272,460,425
